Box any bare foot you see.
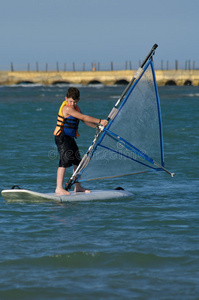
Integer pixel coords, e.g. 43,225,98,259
55,187,71,195
74,182,91,193
74,187,91,193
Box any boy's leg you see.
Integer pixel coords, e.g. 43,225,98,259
55,167,71,195
73,165,91,193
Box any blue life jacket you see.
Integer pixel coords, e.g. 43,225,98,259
63,115,79,138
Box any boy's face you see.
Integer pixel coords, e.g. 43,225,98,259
65,97,79,109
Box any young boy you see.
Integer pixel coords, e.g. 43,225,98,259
54,87,108,195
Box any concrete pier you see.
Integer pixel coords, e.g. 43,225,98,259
0,69,199,86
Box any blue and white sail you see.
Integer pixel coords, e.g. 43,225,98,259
66,44,174,189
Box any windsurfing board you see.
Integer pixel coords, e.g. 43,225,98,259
1,189,133,203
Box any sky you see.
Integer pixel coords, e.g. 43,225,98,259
1,0,198,71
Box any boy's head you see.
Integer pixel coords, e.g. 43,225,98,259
66,87,80,101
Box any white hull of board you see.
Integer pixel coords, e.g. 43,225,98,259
1,189,133,203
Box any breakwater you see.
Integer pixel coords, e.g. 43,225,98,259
0,69,199,86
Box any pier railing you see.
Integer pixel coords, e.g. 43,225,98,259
5,59,198,73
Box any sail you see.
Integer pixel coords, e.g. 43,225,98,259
78,60,164,182
66,45,174,190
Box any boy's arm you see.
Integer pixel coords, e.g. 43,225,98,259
82,121,97,128
63,106,108,127
78,108,97,127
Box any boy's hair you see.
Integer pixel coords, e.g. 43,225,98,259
66,87,80,100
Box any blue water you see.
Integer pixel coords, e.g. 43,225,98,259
0,84,199,299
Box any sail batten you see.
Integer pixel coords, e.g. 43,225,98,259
98,144,158,171
104,128,155,164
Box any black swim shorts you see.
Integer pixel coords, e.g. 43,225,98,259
55,133,81,168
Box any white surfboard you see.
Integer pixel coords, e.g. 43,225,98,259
1,188,133,203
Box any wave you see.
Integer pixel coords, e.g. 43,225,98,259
2,83,44,88
186,93,199,97
0,83,125,89
0,250,192,269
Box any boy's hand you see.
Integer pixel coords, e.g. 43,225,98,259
100,119,108,127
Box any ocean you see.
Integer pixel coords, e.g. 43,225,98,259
0,83,199,299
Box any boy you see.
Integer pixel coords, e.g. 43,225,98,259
54,87,108,195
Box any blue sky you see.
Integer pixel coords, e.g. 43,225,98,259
1,0,198,70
